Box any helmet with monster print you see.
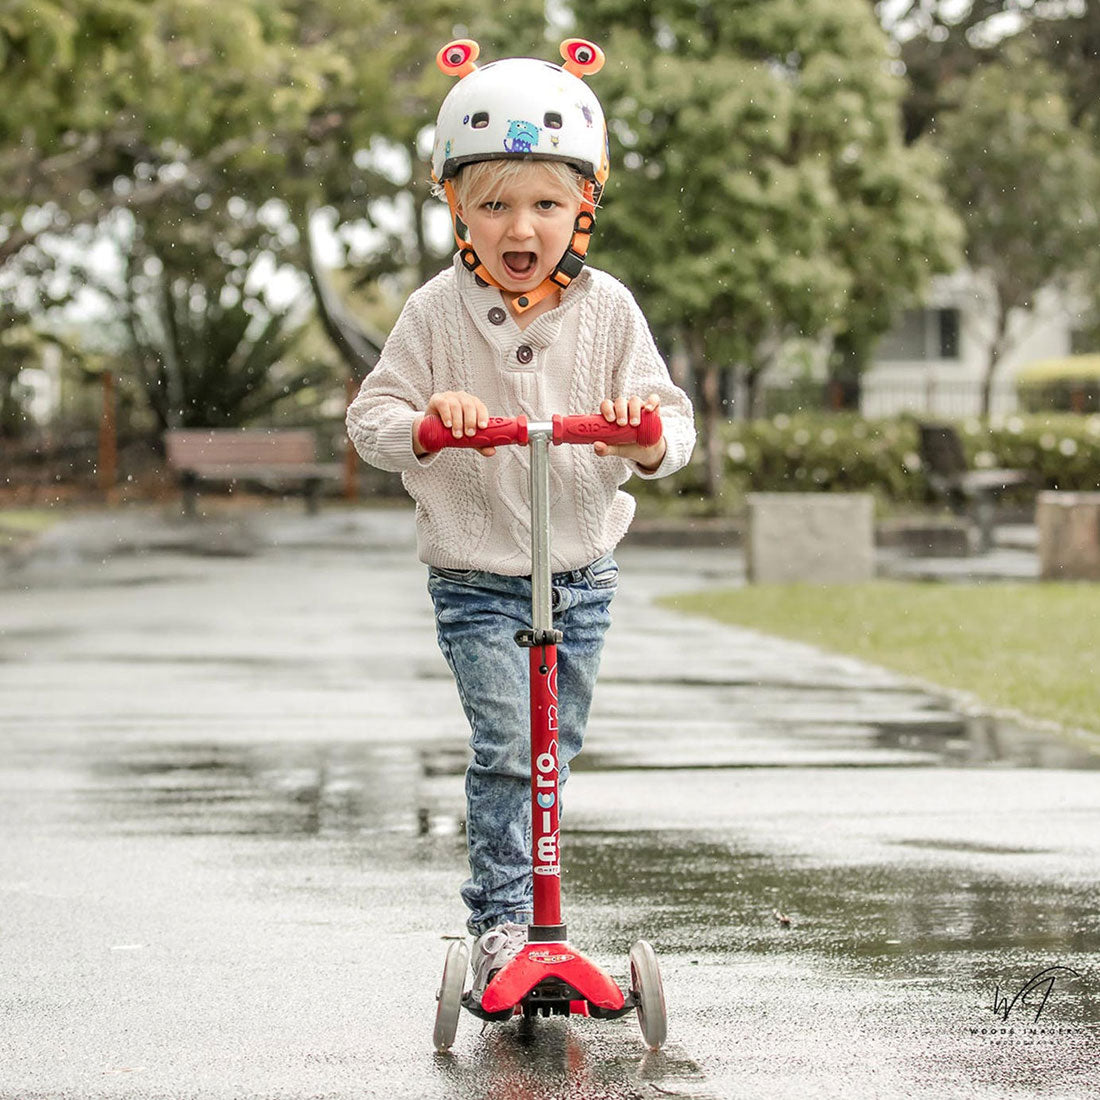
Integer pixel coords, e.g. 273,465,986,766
431,38,609,316
432,39,609,192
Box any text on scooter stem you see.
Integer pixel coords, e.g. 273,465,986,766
534,743,560,874
532,660,561,878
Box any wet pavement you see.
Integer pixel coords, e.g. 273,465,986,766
1,505,1098,1099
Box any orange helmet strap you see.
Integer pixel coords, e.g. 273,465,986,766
442,178,599,316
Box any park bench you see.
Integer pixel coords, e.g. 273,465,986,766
164,428,342,517
917,423,1032,553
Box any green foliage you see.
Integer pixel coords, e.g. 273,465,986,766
1017,356,1100,383
0,0,462,272
979,413,1100,491
931,46,1100,414
123,264,328,430
1016,356,1100,414
934,50,1099,315
721,412,924,503
584,0,959,375
636,412,1100,511
0,313,40,439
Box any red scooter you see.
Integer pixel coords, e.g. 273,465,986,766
420,409,668,1053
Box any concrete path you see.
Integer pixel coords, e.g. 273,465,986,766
1,505,1097,1099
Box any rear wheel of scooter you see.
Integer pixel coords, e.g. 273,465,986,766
629,940,667,1051
433,940,469,1052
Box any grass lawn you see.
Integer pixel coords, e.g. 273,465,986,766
0,508,63,550
659,581,1100,740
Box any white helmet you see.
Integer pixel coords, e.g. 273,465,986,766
430,38,610,316
431,39,609,191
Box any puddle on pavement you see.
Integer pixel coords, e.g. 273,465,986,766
75,741,1100,969
579,708,1100,772
906,712,1100,770
82,742,453,839
67,739,1100,1041
562,830,1100,968
434,1023,709,1100
72,695,1098,846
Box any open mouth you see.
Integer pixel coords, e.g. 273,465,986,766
502,251,538,280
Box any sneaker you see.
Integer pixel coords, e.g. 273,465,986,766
470,922,527,998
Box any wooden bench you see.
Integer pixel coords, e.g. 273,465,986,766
164,429,342,516
917,423,1032,553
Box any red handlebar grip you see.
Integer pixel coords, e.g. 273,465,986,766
417,415,528,452
553,407,663,448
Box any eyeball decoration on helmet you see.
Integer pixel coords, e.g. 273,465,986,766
436,39,479,79
559,38,605,77
431,38,610,315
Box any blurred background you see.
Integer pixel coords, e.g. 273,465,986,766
1,0,1098,514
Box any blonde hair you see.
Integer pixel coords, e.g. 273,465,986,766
443,159,587,214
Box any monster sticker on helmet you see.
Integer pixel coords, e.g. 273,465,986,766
503,120,541,155
432,38,609,316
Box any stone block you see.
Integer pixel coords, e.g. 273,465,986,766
1036,491,1100,581
746,493,875,584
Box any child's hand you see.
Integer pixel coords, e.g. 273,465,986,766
413,391,497,457
592,393,666,472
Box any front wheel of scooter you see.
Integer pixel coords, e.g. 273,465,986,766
433,939,469,1052
629,940,667,1051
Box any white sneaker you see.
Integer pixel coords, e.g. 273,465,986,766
470,922,527,998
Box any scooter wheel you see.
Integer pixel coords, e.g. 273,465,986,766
433,939,469,1052
629,939,667,1051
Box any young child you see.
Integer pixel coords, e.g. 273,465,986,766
346,38,696,997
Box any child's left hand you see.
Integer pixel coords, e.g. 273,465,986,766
592,393,667,472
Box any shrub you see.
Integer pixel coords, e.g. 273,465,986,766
632,412,1100,515
1017,355,1100,413
976,412,1100,492
721,413,926,505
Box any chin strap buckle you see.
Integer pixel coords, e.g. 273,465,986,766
548,205,596,291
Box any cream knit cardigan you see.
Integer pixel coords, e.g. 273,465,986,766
346,254,696,575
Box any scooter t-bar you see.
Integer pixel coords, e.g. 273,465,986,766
416,409,663,453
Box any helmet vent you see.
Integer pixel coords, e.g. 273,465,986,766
543,112,563,129
471,111,490,129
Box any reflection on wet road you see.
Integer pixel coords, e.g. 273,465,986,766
29,734,1097,1099
2,521,1098,1098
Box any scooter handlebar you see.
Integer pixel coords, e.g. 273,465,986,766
417,408,662,453
552,409,662,448
416,415,529,452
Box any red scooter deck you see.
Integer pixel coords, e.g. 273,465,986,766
480,942,627,1015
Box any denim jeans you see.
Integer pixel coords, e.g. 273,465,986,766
427,553,618,937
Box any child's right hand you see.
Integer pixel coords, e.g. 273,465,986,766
413,391,497,456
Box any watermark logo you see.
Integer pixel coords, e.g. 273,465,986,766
991,965,1082,1026
969,963,1090,1042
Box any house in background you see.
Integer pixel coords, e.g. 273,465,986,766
860,270,1083,418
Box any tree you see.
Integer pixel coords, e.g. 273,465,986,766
878,1,1100,138
0,1,554,394
875,0,1015,141
0,313,43,439
121,265,321,432
582,0,959,491
932,47,1100,415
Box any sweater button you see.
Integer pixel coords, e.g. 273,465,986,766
488,307,506,325
516,345,534,364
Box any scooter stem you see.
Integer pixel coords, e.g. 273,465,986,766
525,428,565,937
529,431,553,635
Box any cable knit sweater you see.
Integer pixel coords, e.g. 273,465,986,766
346,253,696,575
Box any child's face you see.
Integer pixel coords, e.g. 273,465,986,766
457,165,581,297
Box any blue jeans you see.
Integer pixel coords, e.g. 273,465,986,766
427,553,618,937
